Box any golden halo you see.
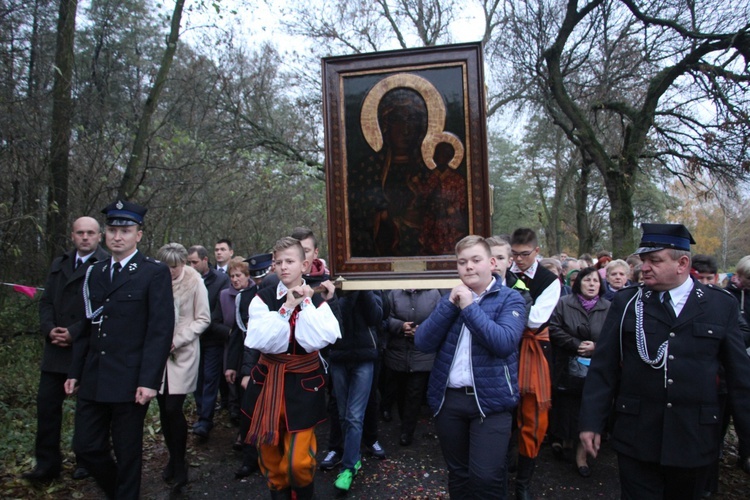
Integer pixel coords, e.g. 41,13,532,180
360,73,464,170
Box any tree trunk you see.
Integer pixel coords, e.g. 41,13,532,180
575,160,593,256
46,0,78,262
604,167,636,257
118,0,185,200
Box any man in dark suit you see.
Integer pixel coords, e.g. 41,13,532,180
214,238,234,273
186,245,230,437
64,200,174,499
22,217,109,483
580,223,750,499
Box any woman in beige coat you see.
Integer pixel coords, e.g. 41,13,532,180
156,243,210,493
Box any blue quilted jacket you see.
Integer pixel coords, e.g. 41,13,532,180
415,276,526,417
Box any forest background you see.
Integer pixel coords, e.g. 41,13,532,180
2,0,750,292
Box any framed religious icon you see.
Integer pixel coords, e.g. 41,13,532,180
322,42,490,283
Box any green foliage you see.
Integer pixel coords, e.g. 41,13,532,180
0,335,48,474
0,290,41,335
488,132,539,235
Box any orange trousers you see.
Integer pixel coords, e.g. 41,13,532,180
257,406,318,491
517,392,549,459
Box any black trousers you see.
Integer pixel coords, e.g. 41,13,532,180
73,397,149,500
238,381,259,466
157,392,187,468
34,370,77,473
435,388,512,500
390,370,430,437
618,453,710,500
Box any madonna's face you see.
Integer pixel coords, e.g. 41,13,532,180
380,90,428,154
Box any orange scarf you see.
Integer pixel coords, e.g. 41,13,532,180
518,327,552,410
247,352,320,446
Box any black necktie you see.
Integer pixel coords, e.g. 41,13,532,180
75,258,83,270
111,262,121,283
662,291,675,320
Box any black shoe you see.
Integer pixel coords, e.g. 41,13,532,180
381,410,392,422
72,466,90,480
162,461,175,483
319,449,342,470
577,465,591,478
399,433,412,446
234,462,259,479
193,425,210,439
171,466,188,494
232,432,244,452
551,442,564,461
21,467,59,483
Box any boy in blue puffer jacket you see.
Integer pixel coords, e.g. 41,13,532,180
416,235,526,499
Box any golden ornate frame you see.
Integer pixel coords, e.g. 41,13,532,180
322,42,490,284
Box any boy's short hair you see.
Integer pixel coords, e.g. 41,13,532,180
455,235,491,257
692,254,718,275
486,236,511,251
510,228,538,248
274,236,305,261
290,227,317,249
216,238,233,249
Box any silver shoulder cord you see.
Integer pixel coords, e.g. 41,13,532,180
235,291,247,333
83,265,104,322
318,352,329,374
620,288,669,387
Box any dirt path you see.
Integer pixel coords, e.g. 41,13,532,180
116,407,750,499
12,404,750,499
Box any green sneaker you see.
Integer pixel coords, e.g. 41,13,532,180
334,469,354,491
334,461,362,491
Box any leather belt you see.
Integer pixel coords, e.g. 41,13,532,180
449,386,476,396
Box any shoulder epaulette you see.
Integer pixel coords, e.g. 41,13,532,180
621,282,643,291
706,283,734,296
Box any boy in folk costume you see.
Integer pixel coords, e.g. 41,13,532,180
244,237,341,499
509,228,561,500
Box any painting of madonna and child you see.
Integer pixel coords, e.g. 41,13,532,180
323,43,490,277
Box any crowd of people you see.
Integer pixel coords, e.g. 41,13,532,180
21,199,750,499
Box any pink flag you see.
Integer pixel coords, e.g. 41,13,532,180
13,285,37,299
